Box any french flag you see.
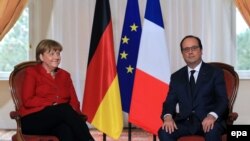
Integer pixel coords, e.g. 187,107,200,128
129,0,171,135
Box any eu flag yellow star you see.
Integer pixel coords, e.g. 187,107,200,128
126,65,134,73
120,51,128,59
130,23,138,32
122,35,129,44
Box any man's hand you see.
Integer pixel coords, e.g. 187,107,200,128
161,115,178,134
202,114,216,133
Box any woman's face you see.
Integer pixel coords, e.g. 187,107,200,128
40,49,61,72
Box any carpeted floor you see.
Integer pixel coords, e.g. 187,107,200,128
0,128,159,141
0,129,16,141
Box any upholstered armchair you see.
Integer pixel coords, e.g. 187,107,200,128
9,61,59,141
178,62,239,141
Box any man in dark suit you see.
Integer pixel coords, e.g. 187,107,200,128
158,35,228,141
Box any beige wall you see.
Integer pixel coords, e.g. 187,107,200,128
0,79,249,129
0,80,16,129
234,79,250,124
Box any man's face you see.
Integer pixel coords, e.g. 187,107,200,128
181,37,202,68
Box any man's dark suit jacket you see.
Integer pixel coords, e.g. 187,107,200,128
161,62,228,122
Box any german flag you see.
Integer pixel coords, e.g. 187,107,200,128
82,0,123,139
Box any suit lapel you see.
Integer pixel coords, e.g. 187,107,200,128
192,63,209,106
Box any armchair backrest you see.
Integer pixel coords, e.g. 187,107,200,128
208,62,239,123
9,61,39,111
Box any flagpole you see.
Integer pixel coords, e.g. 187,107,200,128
103,133,106,141
128,122,132,141
153,135,157,141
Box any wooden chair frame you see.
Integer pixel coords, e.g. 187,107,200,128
9,61,59,141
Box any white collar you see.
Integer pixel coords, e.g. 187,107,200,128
188,61,202,72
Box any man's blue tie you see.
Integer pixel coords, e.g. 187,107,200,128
190,70,196,97
189,70,197,134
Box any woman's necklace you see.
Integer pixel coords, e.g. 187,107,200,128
50,71,56,78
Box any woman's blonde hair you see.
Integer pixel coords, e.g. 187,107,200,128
36,39,63,62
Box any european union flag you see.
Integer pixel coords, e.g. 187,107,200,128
117,0,142,113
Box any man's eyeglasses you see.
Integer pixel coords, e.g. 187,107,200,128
182,46,200,53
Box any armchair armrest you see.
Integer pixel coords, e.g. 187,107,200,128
10,111,20,120
227,112,238,125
